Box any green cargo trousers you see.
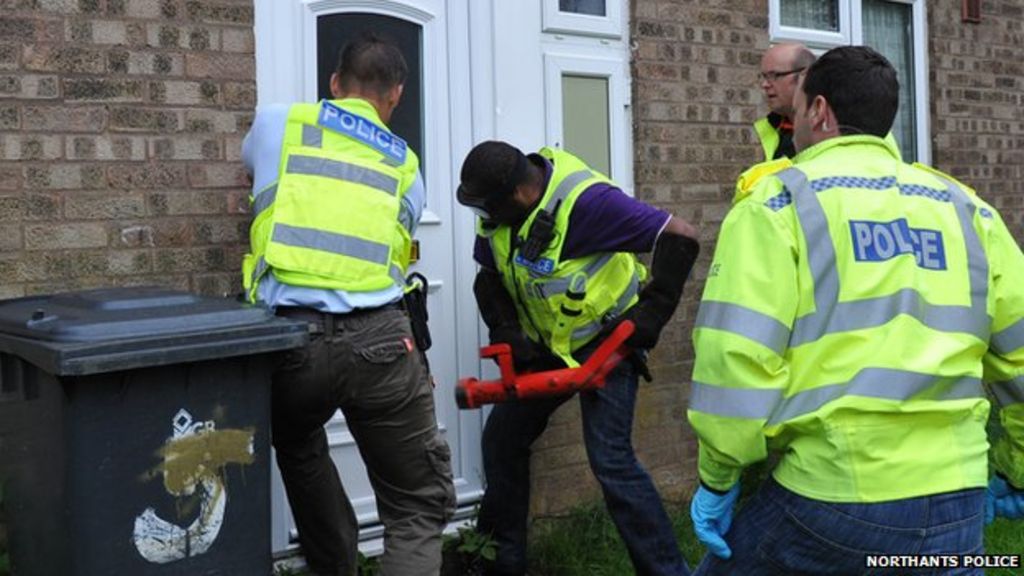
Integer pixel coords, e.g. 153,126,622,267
272,304,456,576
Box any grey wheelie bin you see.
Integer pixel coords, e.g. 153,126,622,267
0,287,307,576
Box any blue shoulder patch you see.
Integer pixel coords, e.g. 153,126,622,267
317,101,407,164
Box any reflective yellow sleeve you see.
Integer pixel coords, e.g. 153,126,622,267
984,210,1024,486
689,192,799,491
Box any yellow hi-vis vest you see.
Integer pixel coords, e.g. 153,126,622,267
753,116,785,161
753,115,904,161
242,99,419,301
690,135,1024,501
481,148,644,368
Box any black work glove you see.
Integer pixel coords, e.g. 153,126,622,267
489,325,564,372
605,232,700,350
609,303,663,350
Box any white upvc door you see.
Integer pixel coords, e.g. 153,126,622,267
252,0,485,556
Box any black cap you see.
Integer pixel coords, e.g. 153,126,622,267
457,141,529,211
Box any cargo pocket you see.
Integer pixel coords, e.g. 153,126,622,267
425,434,456,523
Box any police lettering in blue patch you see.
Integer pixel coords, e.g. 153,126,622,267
849,219,947,271
515,254,555,275
317,101,407,164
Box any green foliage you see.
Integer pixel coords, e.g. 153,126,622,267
445,524,497,562
357,551,380,576
530,503,635,576
984,519,1024,576
441,518,497,575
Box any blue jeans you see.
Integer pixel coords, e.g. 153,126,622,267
694,477,985,576
476,349,689,576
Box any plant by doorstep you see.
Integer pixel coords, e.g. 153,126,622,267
441,515,497,576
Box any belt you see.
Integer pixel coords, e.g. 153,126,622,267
275,301,403,335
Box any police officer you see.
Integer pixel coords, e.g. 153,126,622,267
242,33,454,576
687,45,1024,575
457,141,700,576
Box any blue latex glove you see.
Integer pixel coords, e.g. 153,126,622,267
690,483,741,560
987,476,1013,524
988,476,1024,522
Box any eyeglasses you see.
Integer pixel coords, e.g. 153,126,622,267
757,67,806,83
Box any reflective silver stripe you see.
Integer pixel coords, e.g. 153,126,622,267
251,255,268,287
543,169,595,211
689,381,783,420
380,155,403,168
252,183,277,218
792,289,990,346
571,274,640,340
696,301,791,356
302,125,323,148
390,264,405,287
993,319,1024,355
767,369,983,425
287,155,399,196
398,203,414,232
990,376,1024,407
779,168,990,346
942,178,989,324
776,168,840,342
272,223,390,265
532,253,615,298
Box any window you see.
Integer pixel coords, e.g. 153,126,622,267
781,0,840,32
542,0,623,38
544,54,629,185
560,0,606,16
769,0,928,162
562,76,611,176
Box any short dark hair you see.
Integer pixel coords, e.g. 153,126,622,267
458,141,528,206
800,45,898,138
335,32,408,98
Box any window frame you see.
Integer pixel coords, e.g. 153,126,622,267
541,0,624,39
769,0,930,164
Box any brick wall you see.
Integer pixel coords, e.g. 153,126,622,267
930,0,1024,243
0,0,255,298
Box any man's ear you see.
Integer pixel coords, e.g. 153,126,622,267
811,95,830,129
389,84,404,108
329,73,343,98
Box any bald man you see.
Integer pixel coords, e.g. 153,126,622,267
753,43,817,160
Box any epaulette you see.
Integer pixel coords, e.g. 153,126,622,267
733,157,793,204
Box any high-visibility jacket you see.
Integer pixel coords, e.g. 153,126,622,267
690,135,1024,502
481,148,644,367
753,115,904,161
753,114,792,161
242,99,419,301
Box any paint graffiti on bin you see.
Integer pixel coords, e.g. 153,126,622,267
132,408,255,564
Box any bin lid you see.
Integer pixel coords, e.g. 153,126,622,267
0,287,308,375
